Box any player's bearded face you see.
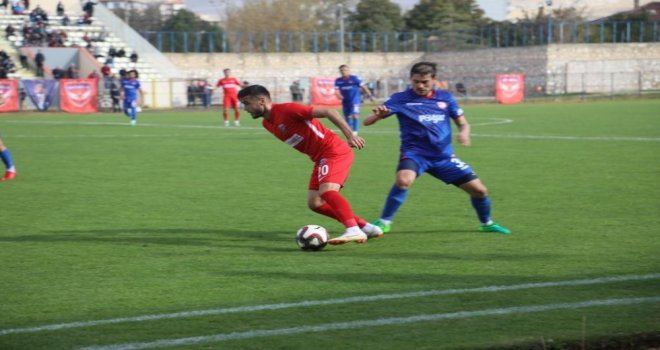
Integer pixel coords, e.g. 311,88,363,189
411,74,435,97
241,97,265,118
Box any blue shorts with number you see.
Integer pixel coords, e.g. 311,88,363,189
397,152,478,186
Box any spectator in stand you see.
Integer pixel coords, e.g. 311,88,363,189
5,24,15,39
65,64,78,78
129,51,138,63
34,49,44,77
82,0,95,17
107,46,116,58
101,63,111,88
52,65,64,79
0,66,7,79
116,48,125,58
110,75,120,112
12,1,25,14
56,1,64,16
19,52,27,69
61,14,70,26
1,0,8,12
82,32,91,45
88,69,100,81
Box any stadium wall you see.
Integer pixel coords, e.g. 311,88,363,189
162,43,659,103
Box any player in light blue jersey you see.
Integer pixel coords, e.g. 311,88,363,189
363,62,510,235
335,65,373,135
119,69,144,126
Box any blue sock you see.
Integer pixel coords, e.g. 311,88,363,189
0,149,14,169
471,196,492,224
381,185,408,221
352,118,359,133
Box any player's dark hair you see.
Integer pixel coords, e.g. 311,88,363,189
238,84,270,100
339,64,348,70
410,62,437,78
223,68,230,73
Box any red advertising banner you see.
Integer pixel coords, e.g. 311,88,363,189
495,74,525,104
310,76,341,107
60,79,98,113
0,79,19,112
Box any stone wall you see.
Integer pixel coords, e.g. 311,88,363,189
164,43,660,101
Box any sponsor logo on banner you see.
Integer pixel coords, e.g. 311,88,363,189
0,79,19,112
60,79,98,113
496,74,525,104
65,82,94,108
310,76,341,107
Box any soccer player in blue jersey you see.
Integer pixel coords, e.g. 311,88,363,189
363,62,511,235
335,65,374,135
119,69,144,126
0,136,16,181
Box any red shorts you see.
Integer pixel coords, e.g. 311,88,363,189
308,149,354,190
224,94,239,108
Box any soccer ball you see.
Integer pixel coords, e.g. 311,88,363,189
296,225,329,251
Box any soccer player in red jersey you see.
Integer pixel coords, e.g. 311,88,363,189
216,68,244,126
238,84,383,245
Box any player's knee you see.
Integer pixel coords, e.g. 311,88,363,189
470,186,488,198
394,177,413,189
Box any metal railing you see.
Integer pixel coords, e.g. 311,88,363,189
139,20,659,53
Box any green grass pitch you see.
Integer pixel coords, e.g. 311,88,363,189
0,99,659,349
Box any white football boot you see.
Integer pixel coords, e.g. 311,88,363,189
328,230,368,245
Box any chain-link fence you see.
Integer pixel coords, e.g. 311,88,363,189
139,21,660,54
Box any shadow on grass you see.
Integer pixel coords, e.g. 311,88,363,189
0,228,292,247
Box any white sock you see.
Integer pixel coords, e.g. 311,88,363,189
380,218,392,225
346,226,363,235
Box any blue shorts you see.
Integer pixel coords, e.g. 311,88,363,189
123,99,137,111
342,103,360,118
397,152,478,186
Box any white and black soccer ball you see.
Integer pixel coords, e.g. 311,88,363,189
296,225,329,251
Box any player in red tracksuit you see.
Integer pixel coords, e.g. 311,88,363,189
216,68,244,126
238,84,383,245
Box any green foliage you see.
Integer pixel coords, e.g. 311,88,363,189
0,99,659,349
349,0,403,32
404,0,487,31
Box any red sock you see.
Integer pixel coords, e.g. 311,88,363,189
312,203,368,228
234,110,240,120
223,112,228,121
320,191,357,228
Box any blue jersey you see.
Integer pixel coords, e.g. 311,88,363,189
335,75,363,106
121,79,141,101
383,88,464,159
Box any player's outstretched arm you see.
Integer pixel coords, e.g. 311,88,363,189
313,107,365,150
363,105,390,126
453,115,471,146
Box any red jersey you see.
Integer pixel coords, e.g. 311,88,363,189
216,77,242,96
263,103,350,162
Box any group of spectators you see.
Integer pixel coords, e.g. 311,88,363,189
0,50,17,79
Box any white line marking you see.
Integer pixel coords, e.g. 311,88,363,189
5,118,658,141
79,296,660,350
472,133,660,142
1,273,658,336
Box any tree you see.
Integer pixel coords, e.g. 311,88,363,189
159,9,225,52
349,0,403,32
224,0,341,51
403,0,487,31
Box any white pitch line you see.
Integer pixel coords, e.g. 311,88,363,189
1,273,658,336
79,296,660,350
472,133,660,142
4,118,659,141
